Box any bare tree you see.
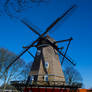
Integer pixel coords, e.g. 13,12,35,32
0,48,27,90
21,62,33,81
0,0,48,18
64,66,83,87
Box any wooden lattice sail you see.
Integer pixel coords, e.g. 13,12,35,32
30,36,65,85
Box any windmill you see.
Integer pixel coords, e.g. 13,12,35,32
6,5,76,86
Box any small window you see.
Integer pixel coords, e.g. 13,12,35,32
30,75,34,81
44,75,48,81
37,50,41,56
45,62,49,69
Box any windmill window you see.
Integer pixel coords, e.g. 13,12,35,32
37,50,41,56
30,75,34,81
45,62,49,69
44,75,48,81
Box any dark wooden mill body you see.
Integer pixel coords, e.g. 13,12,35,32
30,36,65,85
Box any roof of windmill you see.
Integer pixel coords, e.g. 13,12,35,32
45,35,56,43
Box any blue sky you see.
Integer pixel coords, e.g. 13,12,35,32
0,0,92,88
